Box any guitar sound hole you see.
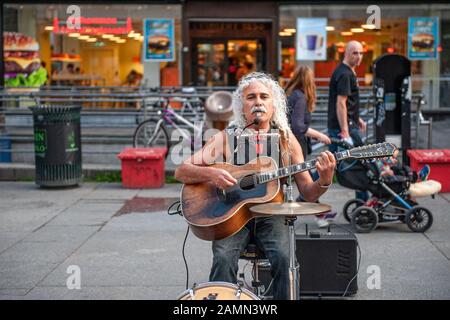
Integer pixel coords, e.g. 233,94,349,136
239,175,255,190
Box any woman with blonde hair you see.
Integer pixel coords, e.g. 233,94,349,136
286,66,334,227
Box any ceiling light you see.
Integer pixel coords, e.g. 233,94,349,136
341,31,353,36
326,26,335,31
351,28,364,33
130,33,141,38
362,24,376,30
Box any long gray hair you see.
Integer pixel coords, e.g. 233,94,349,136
230,72,290,132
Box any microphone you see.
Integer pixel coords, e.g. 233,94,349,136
253,113,261,125
234,116,261,153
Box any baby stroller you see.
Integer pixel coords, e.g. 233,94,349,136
331,139,441,233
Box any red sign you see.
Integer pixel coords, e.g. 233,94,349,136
52,17,132,35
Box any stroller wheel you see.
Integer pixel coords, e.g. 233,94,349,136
343,199,365,222
405,206,433,232
351,206,378,233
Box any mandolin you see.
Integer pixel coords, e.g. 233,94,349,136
180,142,397,241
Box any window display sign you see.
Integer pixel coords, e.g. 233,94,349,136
408,17,439,60
296,18,327,61
52,17,132,35
143,19,175,62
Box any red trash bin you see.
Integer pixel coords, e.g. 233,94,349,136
407,149,450,193
117,147,167,189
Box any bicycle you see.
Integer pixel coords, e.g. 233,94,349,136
169,94,205,122
156,87,205,121
133,96,206,159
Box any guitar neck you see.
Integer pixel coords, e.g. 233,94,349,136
257,150,351,184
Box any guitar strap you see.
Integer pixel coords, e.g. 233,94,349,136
244,136,249,164
233,132,238,164
279,129,289,168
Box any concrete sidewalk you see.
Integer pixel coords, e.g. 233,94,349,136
0,181,449,300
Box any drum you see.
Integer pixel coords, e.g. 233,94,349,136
177,281,260,300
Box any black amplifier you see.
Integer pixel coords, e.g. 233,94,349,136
259,230,358,297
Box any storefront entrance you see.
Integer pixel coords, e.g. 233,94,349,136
184,7,276,86
192,39,265,86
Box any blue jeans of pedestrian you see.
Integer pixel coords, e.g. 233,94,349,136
209,216,292,300
328,127,369,201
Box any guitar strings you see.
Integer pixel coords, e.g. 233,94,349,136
239,176,255,188
238,158,320,188
235,143,391,188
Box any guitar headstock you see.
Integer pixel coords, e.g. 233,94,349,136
348,142,397,160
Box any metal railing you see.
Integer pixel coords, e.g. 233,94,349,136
309,91,429,154
411,76,450,110
414,93,433,149
0,85,430,161
0,87,213,161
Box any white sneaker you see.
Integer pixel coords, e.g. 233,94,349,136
315,217,329,228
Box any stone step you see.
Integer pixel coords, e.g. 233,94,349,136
0,162,176,182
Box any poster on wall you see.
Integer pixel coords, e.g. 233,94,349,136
296,18,327,61
408,17,439,60
143,18,175,62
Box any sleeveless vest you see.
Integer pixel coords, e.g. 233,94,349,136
223,125,282,167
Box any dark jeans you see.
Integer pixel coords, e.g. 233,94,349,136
209,216,292,300
328,127,369,201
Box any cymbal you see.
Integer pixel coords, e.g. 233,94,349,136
250,202,332,216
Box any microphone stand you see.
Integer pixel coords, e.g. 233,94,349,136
284,130,294,203
282,130,300,300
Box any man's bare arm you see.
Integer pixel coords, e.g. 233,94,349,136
293,163,330,203
286,131,334,202
336,95,349,138
174,131,237,189
295,161,333,202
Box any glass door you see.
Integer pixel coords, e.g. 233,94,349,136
227,40,264,85
194,42,226,86
193,39,265,86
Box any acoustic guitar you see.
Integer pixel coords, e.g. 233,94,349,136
181,142,396,241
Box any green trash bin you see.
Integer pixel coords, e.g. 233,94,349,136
29,105,82,187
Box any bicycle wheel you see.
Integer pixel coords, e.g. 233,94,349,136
133,119,170,158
